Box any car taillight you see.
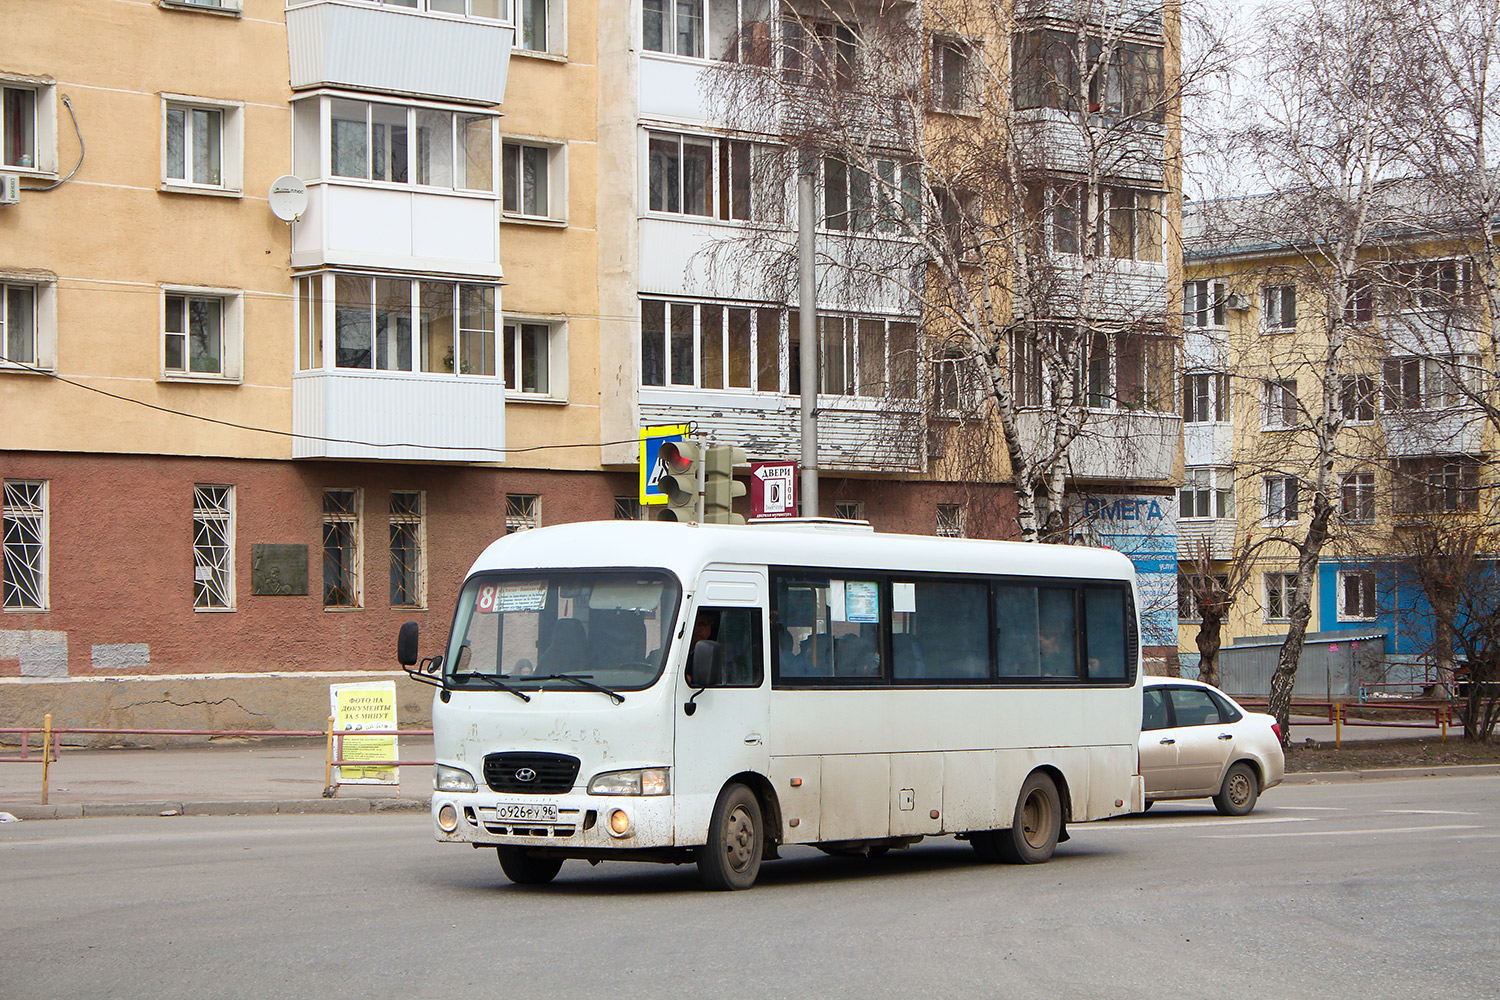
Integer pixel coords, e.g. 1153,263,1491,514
1272,722,1282,743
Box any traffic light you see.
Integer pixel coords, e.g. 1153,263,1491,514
704,445,748,524
655,440,703,522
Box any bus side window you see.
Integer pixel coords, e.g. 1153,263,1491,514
1083,587,1127,680
698,607,765,687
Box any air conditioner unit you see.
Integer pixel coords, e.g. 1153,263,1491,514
1225,292,1252,311
0,173,19,206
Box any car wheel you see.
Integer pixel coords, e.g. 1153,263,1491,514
1212,761,1260,816
496,846,564,885
697,782,763,890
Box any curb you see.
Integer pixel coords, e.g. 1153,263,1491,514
1,797,430,821
1282,763,1500,784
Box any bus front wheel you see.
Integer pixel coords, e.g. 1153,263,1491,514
497,846,564,885
697,782,763,891
972,772,1061,865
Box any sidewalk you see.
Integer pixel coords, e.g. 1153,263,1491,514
0,738,435,820
4,727,1493,823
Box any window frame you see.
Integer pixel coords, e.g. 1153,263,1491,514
298,94,499,195
1263,571,1299,623
1184,279,1227,328
931,33,979,113
1337,568,1377,622
2,479,48,612
1262,283,1297,333
643,0,705,58
160,285,244,383
505,493,540,533
1339,373,1376,423
1396,457,1480,514
0,276,57,372
509,0,560,54
160,94,245,196
323,488,364,610
501,137,566,221
1,77,56,175
935,503,966,538
1340,471,1376,524
1264,475,1299,525
1182,371,1229,423
192,484,236,611
501,316,566,398
1179,467,1232,520
1263,378,1298,429
389,490,427,609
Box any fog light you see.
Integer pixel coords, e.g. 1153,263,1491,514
608,808,632,837
437,803,459,833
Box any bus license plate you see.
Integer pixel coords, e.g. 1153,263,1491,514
495,802,557,824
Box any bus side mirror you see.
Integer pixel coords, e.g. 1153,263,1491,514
397,621,420,667
688,640,724,688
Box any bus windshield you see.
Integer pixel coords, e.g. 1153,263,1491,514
445,571,682,692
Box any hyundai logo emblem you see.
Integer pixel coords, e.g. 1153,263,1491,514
515,768,538,783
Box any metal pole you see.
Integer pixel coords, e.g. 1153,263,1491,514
323,715,337,798
40,713,52,805
696,435,706,523
798,168,819,518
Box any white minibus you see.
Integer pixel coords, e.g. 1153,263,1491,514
397,519,1144,890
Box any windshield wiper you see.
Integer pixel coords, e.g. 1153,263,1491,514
532,673,625,704
453,671,531,702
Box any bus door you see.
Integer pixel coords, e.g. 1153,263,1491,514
673,567,772,843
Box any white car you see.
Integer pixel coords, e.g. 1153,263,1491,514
1140,676,1285,815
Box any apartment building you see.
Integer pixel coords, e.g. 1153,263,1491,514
2,0,1183,727
1179,195,1497,687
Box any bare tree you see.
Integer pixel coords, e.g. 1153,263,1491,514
698,0,1228,541
1177,532,1265,687
1200,0,1426,742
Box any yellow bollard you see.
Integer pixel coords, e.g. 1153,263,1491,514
40,713,52,805
1441,707,1448,744
1334,703,1342,749
323,715,337,798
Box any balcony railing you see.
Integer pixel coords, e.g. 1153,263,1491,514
293,369,506,461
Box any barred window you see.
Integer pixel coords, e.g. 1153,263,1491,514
936,503,965,538
193,485,234,610
834,501,864,520
2,480,47,610
323,489,361,608
389,491,424,608
1264,572,1298,621
506,494,539,533
613,496,642,521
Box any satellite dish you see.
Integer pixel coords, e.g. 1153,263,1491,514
268,175,308,222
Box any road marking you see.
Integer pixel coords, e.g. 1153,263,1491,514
1205,824,1481,839
1278,806,1346,811
1108,816,1314,831
1380,809,1476,816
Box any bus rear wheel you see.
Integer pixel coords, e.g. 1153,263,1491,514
697,782,763,891
497,846,564,885
975,772,1061,865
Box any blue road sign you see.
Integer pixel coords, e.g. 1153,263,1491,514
639,424,690,505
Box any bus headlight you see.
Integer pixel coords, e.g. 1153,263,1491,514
588,767,670,796
608,808,633,837
434,764,477,793
437,803,460,833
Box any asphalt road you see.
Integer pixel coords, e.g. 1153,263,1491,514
4,776,1498,1000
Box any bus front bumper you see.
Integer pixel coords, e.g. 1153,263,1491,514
431,793,677,850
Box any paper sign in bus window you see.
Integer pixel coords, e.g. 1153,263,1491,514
892,582,917,614
845,581,880,623
477,581,549,613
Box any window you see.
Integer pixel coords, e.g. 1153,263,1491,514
1340,374,1375,422
1087,329,1175,411
300,274,500,375
1338,570,1376,621
614,496,642,520
1263,378,1297,429
1,281,38,367
932,35,977,111
2,480,47,611
1264,475,1299,524
648,132,782,224
1184,279,1226,328
1182,372,1229,422
510,0,553,51
1180,467,1232,520
502,140,560,218
644,0,704,57
502,320,555,395
648,132,713,216
1099,188,1163,262
1386,259,1475,311
323,489,362,609
833,501,864,521
1012,30,1164,121
1008,331,1042,408
193,485,234,610
1264,571,1298,621
892,579,989,680
693,606,765,686
1396,457,1479,514
996,584,1077,678
930,346,976,413
506,494,539,533
1343,274,1374,322
315,98,495,192
826,156,918,234
2,83,43,171
1340,471,1375,523
389,491,425,608
363,1,504,19
782,16,859,88
1177,573,1228,622
162,97,244,193
163,289,241,379
936,503,965,538
163,0,243,10
1382,355,1479,411
1262,284,1296,332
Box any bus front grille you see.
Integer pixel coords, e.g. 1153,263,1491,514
483,752,581,794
